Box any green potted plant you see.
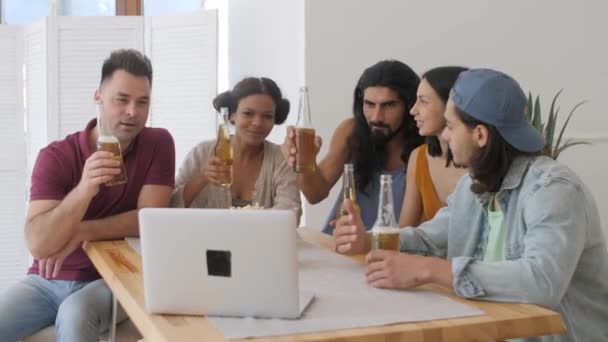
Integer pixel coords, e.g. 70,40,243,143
524,89,589,159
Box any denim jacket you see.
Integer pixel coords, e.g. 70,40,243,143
400,155,608,342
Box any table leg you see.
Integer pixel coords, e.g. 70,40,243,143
108,294,117,342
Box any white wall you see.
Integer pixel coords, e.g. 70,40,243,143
228,0,305,144
228,0,312,223
305,0,608,233
560,141,608,239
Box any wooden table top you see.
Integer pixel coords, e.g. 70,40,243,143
84,228,566,342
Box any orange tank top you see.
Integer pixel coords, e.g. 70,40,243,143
415,144,444,222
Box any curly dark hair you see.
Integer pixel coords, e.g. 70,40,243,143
349,60,423,193
213,77,290,124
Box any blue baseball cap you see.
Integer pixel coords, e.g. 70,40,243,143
450,68,545,152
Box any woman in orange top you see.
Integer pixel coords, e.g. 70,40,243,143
399,67,468,227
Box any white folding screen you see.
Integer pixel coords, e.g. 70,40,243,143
24,19,48,181
145,9,218,169
52,16,144,139
0,25,28,292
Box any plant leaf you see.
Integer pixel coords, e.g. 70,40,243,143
554,99,588,155
554,140,591,159
532,95,542,132
546,106,559,147
545,90,563,148
525,92,533,122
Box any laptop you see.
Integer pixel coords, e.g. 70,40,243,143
138,208,314,319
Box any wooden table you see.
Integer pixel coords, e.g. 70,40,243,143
84,228,566,341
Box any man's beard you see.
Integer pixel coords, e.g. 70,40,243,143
369,122,401,148
369,121,403,169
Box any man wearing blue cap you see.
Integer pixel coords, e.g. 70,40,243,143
334,68,608,341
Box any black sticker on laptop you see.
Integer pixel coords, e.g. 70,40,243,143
206,250,232,277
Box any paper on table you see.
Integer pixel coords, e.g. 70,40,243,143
124,237,484,339
209,240,484,339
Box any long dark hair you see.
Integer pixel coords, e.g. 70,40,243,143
421,66,468,166
349,60,423,193
213,77,290,124
454,108,539,194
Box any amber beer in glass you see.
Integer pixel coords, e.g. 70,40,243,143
370,174,400,251
215,107,233,187
294,86,316,173
294,128,315,173
97,135,127,186
370,228,400,251
96,104,127,186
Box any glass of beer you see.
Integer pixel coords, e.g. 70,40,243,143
294,127,316,173
294,86,316,173
96,104,127,186
215,107,233,187
97,135,128,186
370,174,400,251
370,227,400,251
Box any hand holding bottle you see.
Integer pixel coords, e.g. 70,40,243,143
333,199,370,255
203,156,232,186
290,86,320,173
281,125,322,169
336,163,360,219
214,107,233,187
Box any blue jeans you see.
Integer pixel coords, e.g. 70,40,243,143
0,275,123,342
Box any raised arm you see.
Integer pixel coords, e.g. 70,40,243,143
25,151,121,259
35,130,175,279
282,119,353,204
172,142,231,208
80,128,175,241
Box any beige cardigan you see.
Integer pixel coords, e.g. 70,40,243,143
171,140,302,220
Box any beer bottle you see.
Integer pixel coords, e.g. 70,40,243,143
370,174,400,251
294,86,316,173
96,103,127,186
336,163,360,219
214,107,233,187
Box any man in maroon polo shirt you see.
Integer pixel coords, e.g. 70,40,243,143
0,49,175,342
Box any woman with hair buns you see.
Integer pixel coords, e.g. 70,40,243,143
171,77,301,220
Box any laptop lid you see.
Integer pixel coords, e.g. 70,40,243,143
139,208,306,319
